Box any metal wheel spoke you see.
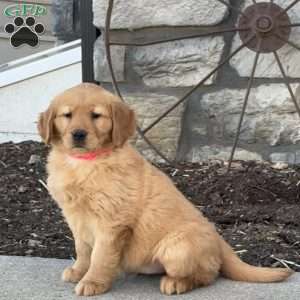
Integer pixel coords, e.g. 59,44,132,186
277,0,300,17
273,51,300,118
269,0,273,13
105,0,174,165
280,23,300,28
142,35,256,134
216,0,249,19
252,0,259,14
138,132,174,165
109,27,248,46
106,36,174,163
274,33,300,51
227,47,261,171
105,0,119,95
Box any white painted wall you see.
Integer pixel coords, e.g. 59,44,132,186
0,40,82,143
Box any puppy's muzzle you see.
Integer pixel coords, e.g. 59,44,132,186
72,129,88,146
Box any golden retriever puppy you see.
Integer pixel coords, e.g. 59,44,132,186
38,83,293,296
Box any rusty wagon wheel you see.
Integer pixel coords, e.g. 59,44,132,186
104,0,300,169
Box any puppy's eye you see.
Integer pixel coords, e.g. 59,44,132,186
63,112,72,118
91,112,101,119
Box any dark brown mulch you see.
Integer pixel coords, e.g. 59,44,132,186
0,141,299,271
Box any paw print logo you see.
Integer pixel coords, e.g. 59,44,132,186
4,16,45,48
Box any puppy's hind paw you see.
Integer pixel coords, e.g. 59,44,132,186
75,280,110,296
62,267,85,283
160,276,194,295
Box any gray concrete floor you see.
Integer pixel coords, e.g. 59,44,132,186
1,256,300,300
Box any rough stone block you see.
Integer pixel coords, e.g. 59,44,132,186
270,152,296,164
187,145,263,162
190,84,300,148
93,0,229,29
124,93,184,161
130,37,225,87
94,37,125,82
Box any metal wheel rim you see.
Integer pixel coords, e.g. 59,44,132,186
104,0,300,170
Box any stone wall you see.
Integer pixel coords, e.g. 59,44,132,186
93,0,300,164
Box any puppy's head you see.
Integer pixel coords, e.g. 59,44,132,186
38,83,136,153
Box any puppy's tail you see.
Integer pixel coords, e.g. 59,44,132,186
220,237,293,283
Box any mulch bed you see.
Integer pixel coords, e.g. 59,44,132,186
0,141,299,271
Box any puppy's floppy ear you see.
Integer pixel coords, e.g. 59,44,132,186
111,101,136,147
37,106,55,145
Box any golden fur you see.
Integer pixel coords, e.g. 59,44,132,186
38,83,293,296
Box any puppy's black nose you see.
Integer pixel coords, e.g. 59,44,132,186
72,129,87,142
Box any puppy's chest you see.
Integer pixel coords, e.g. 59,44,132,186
48,163,112,205
47,161,135,225
47,167,104,245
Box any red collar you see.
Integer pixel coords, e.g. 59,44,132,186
69,148,112,161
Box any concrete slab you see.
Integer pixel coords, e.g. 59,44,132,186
1,256,299,300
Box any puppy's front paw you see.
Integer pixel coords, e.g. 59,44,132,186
62,267,85,283
75,280,110,296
